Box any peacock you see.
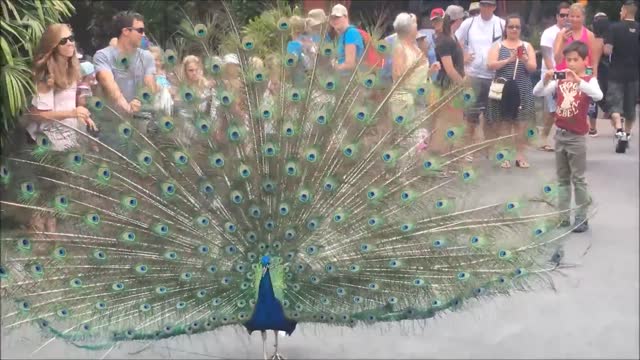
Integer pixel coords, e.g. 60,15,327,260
0,4,589,359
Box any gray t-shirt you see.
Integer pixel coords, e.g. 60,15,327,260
94,46,155,102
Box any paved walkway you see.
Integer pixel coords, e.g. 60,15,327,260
2,124,638,359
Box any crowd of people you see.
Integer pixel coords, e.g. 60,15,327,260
18,1,640,234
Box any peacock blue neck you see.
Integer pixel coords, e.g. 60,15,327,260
243,258,297,335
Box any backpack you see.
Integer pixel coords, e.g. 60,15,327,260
343,26,385,69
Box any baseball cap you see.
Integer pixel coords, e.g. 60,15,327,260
479,0,497,5
307,9,327,27
430,8,445,21
469,2,480,12
330,4,348,18
593,12,608,20
446,5,465,21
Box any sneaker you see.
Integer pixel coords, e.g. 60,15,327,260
615,130,625,140
616,134,629,153
572,218,589,233
588,128,598,137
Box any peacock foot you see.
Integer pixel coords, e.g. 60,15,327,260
270,353,286,360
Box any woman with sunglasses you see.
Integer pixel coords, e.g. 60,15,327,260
553,3,595,76
26,24,97,150
23,24,97,232
486,14,537,169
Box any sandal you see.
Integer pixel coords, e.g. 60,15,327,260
500,160,511,169
538,144,554,152
515,159,530,168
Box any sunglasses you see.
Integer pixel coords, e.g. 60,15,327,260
127,27,145,34
507,25,521,30
58,35,75,46
558,13,569,18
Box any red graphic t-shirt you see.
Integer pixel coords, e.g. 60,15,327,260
554,75,592,135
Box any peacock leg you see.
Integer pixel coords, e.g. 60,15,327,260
261,331,267,360
270,330,286,360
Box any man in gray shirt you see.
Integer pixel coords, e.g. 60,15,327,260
94,11,156,114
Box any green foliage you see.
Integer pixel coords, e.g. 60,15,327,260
220,1,301,59
0,0,75,147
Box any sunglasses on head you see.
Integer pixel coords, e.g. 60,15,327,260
58,35,75,45
127,27,145,34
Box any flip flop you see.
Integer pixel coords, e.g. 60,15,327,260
500,160,512,169
515,159,530,168
538,145,554,152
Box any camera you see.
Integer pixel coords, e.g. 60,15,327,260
553,71,566,80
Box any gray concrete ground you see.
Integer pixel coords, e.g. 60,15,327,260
2,124,638,359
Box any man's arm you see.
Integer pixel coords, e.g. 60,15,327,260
95,70,131,112
540,29,555,70
94,50,132,112
142,50,157,93
553,30,566,64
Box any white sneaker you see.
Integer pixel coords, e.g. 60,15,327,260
615,130,625,140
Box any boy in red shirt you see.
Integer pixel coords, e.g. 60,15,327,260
533,41,603,233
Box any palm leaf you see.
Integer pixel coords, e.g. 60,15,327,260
0,0,75,147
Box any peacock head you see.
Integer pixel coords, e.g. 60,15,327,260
261,255,271,268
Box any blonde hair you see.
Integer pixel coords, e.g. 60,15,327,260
149,46,163,60
32,23,80,89
569,3,586,16
290,15,307,35
181,55,207,90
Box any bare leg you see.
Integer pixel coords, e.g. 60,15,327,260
612,112,624,132
541,112,555,147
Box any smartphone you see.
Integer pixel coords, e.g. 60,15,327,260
517,45,525,58
553,71,566,80
585,67,593,76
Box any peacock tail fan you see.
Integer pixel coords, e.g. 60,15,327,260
1,2,589,352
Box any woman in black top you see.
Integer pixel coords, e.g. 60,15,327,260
435,9,465,89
